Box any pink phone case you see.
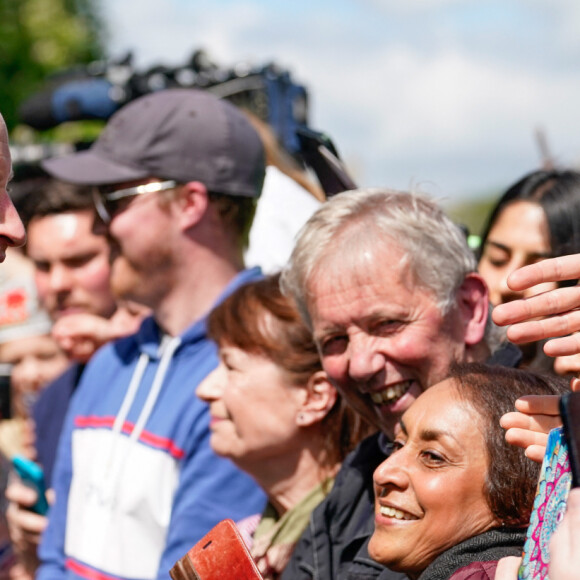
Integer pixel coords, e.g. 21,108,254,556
518,426,572,580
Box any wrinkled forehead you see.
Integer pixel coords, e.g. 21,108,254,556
305,227,418,305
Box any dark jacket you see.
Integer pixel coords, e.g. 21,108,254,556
281,343,522,580
32,362,84,486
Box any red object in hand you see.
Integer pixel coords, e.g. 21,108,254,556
170,519,263,580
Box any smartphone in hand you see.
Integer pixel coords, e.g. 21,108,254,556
11,455,49,516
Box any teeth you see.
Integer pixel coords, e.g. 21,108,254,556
371,381,411,405
379,505,416,521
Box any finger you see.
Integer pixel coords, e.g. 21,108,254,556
524,444,548,464
504,427,549,452
7,506,46,534
493,287,580,326
500,411,561,433
504,310,580,344
553,352,580,375
507,255,580,290
493,286,580,326
571,377,580,391
514,395,562,416
545,333,580,358
5,483,38,507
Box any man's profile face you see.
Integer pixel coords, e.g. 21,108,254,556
103,179,178,311
27,209,116,321
0,116,26,258
309,241,469,437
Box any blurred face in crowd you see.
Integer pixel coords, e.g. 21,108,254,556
0,115,26,258
197,344,307,470
478,200,557,306
369,379,496,578
27,209,117,321
0,334,69,418
309,239,482,437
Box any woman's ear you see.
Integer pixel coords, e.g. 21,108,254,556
296,371,337,427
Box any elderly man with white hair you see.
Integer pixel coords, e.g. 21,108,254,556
279,188,520,580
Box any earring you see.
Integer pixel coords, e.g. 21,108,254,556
298,413,305,424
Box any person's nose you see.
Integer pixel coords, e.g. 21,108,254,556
48,264,74,293
347,333,385,386
0,191,26,248
196,366,225,402
373,449,409,490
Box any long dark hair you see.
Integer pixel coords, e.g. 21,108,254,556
479,169,580,284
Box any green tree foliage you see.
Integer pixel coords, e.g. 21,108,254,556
0,0,106,131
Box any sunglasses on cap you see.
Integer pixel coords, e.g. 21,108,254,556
93,180,178,224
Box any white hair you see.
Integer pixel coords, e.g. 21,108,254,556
281,188,478,326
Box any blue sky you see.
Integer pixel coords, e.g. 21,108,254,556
100,0,580,206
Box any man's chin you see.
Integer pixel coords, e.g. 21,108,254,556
110,260,140,302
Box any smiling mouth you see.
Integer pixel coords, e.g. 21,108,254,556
370,380,412,405
379,505,418,521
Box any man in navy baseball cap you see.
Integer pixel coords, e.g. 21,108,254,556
36,89,266,580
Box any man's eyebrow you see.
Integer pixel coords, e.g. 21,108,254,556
314,325,345,340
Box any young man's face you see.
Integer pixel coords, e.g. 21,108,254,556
27,209,116,321
100,179,179,311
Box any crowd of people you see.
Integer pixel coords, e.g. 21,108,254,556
0,82,578,580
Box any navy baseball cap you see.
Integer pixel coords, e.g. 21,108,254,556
42,88,265,198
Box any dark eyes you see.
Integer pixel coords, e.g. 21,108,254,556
391,440,446,466
391,439,405,452
33,261,50,273
373,320,402,335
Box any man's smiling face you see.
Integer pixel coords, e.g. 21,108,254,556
309,240,468,437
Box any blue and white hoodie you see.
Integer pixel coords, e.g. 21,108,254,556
38,268,266,580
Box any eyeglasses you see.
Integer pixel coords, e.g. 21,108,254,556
93,180,178,224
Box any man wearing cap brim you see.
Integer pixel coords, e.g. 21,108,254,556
36,89,266,580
